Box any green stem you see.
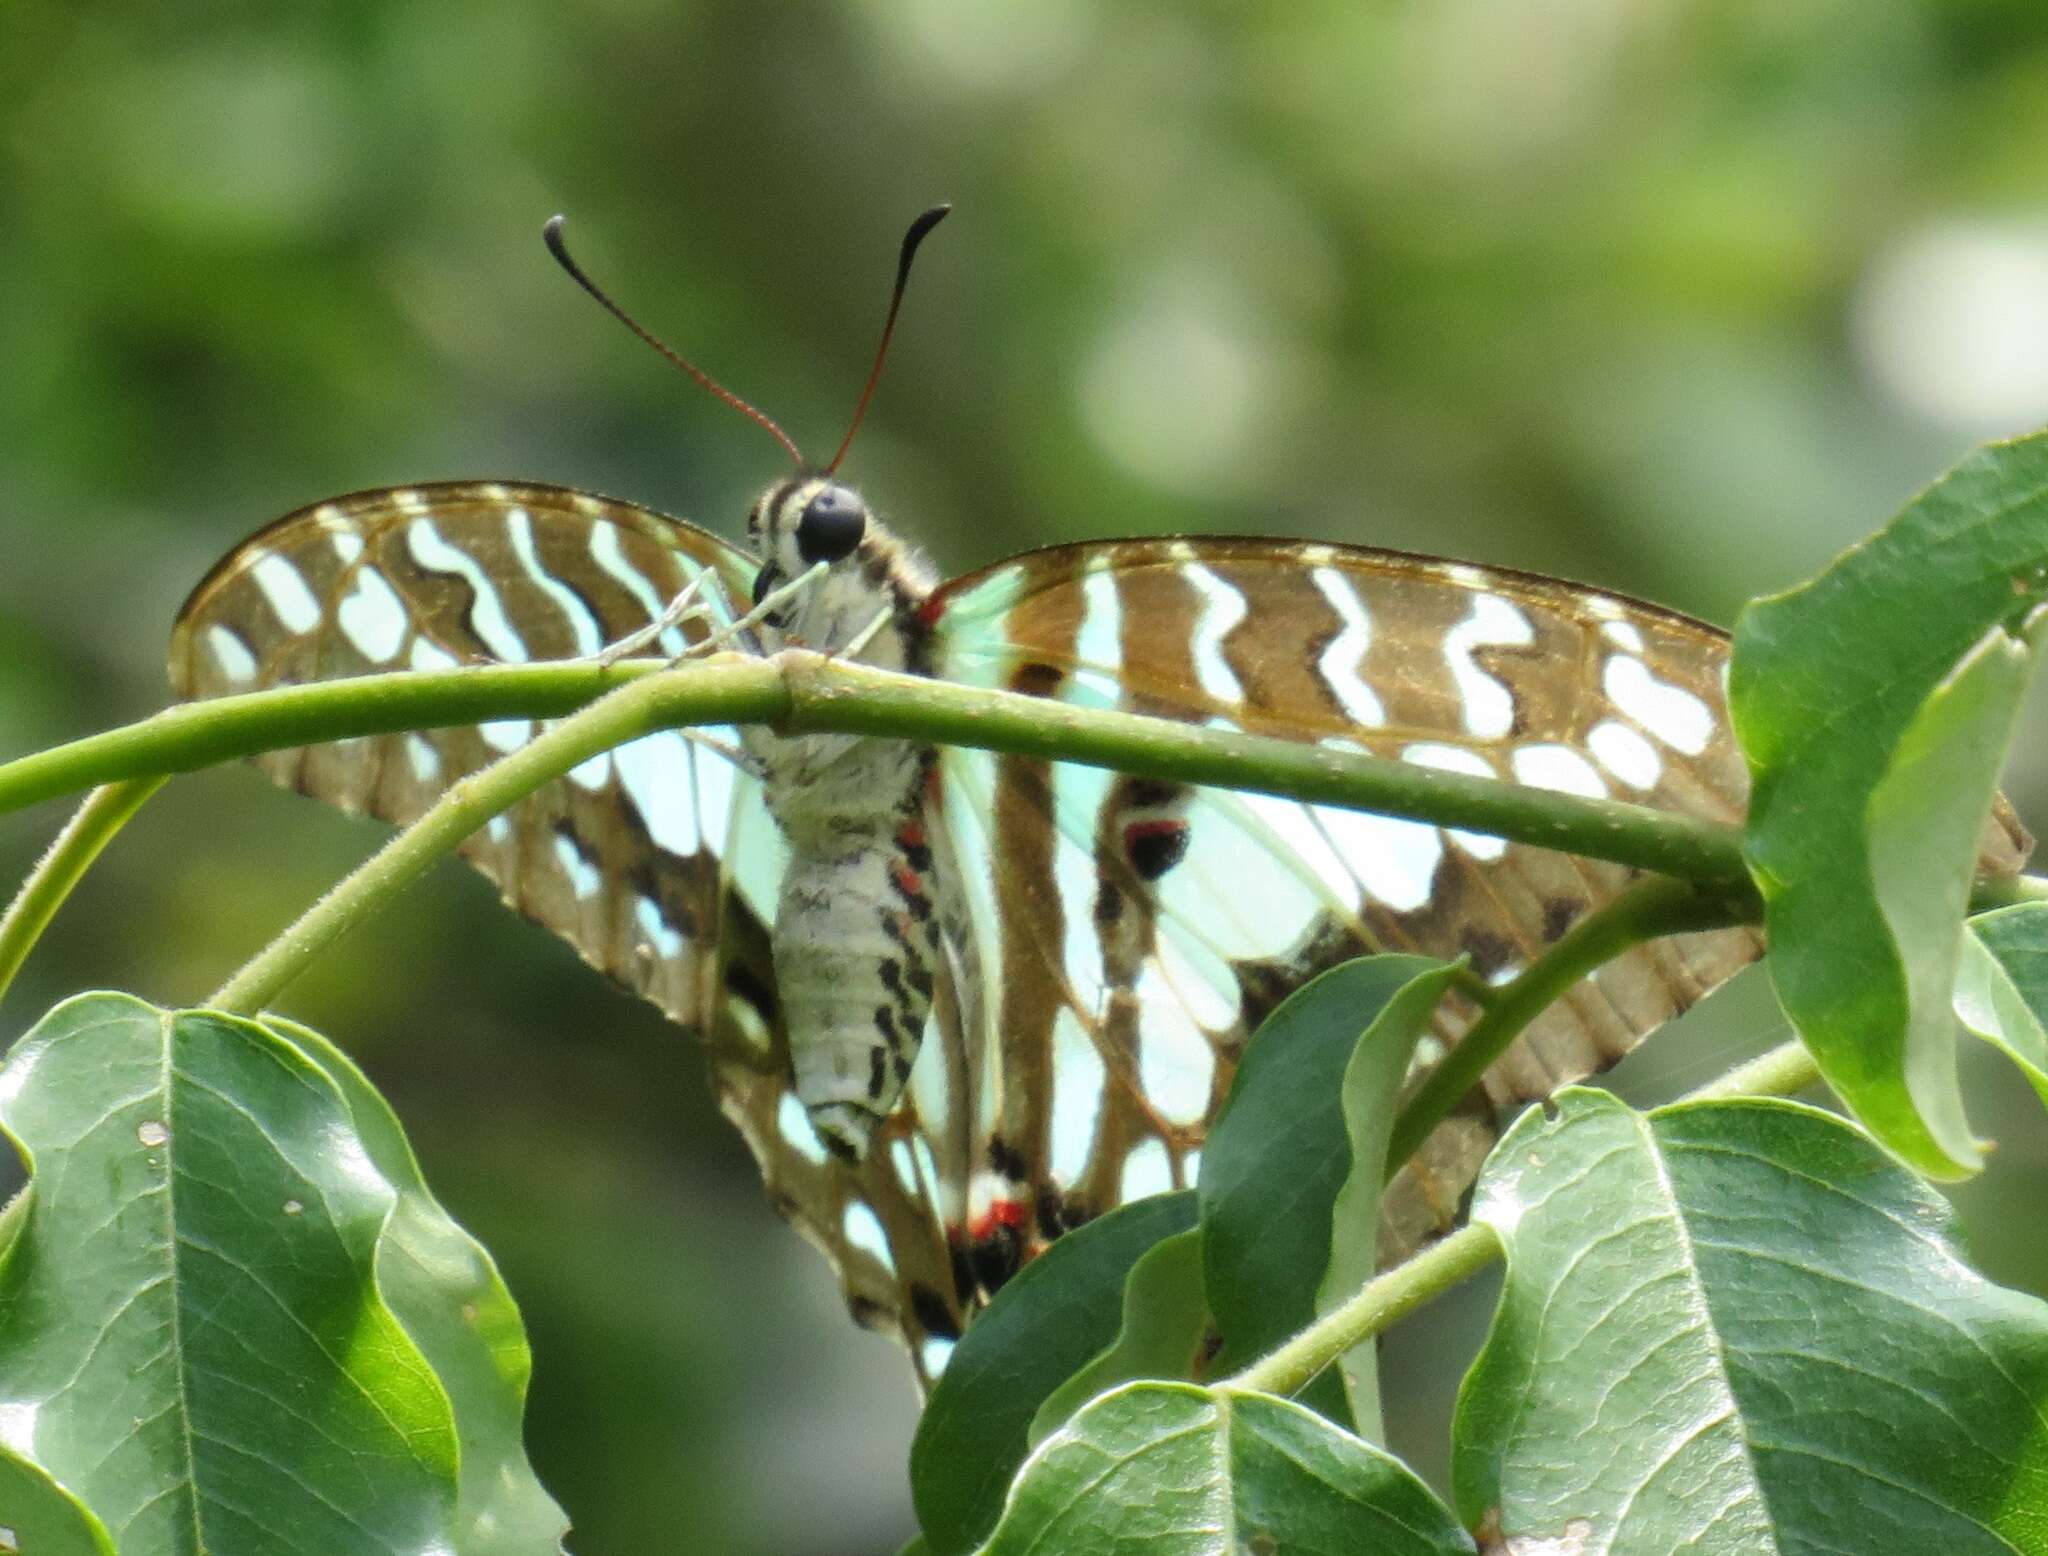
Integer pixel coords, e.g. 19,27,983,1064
1687,1035,1822,1101
1226,1030,1821,1398
0,658,687,814
1968,871,2048,910
208,672,755,1014
1,651,1757,892
0,778,165,1008
1227,1223,1503,1399
1383,876,1758,1175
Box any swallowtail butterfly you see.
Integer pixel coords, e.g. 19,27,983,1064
169,209,1804,1385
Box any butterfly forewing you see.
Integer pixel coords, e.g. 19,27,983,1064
924,538,1764,1272
169,481,967,1371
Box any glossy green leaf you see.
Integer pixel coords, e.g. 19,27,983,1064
0,1444,117,1556
975,1383,1474,1555
910,1191,1198,1555
0,993,460,1553
1455,1088,2048,1552
263,1016,568,1551
1955,903,2048,1108
1200,954,1450,1428
1318,960,1464,1443
1730,431,2048,1177
1028,1224,1208,1449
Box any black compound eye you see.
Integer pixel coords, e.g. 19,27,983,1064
795,486,865,564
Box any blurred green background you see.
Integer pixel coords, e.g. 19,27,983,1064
7,4,2048,1551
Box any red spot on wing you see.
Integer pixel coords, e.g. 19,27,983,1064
893,862,924,897
1123,817,1191,882
917,594,946,628
966,1199,1028,1242
897,820,926,849
1124,819,1186,844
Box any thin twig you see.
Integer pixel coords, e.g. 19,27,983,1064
209,676,691,1013
0,778,165,1009
1383,876,1758,1175
1224,1030,1823,1398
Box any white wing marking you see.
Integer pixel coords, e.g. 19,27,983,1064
1604,655,1715,755
1119,1137,1174,1203
614,732,702,857
247,550,321,634
1310,567,1384,727
1442,593,1533,739
1511,744,1608,799
507,506,603,656
405,517,529,663
1401,743,1507,860
1049,1007,1107,1188
206,624,258,683
1588,719,1663,790
336,565,408,663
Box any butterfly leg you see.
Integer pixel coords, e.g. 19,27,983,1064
681,561,829,658
833,603,898,662
591,571,715,666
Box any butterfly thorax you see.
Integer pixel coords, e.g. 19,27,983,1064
739,476,945,1159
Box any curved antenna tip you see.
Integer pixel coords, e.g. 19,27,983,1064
543,213,803,467
827,202,954,474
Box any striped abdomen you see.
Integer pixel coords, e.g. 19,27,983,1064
755,730,941,1159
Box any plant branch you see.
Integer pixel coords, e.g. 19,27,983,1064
1383,876,1759,1174
1225,1030,1823,1398
0,778,165,1009
0,659,702,815
3,651,1759,892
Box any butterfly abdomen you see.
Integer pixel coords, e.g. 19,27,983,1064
756,731,941,1159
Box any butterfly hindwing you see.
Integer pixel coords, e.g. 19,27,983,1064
923,537,1764,1275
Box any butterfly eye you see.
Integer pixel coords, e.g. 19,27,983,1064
796,486,866,564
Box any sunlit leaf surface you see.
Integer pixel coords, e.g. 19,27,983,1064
1455,1088,2048,1552
0,993,563,1554
1730,431,2048,1175
975,1383,1474,1555
1955,902,2048,1112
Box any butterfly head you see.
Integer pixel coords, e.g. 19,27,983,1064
748,474,871,589
744,474,935,657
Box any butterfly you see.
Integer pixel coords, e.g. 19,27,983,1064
167,209,1778,1386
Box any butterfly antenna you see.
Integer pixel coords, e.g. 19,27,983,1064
544,215,804,468
826,203,951,475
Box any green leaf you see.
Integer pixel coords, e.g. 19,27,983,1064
0,993,461,1553
0,1444,118,1555
974,1383,1475,1555
1318,960,1463,1443
1955,903,2048,1109
910,1191,1199,1556
1729,432,2048,1177
1200,954,1450,1427
263,1016,568,1552
1028,1224,1208,1449
1455,1088,2048,1552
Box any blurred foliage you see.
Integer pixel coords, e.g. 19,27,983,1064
5,3,2048,1551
